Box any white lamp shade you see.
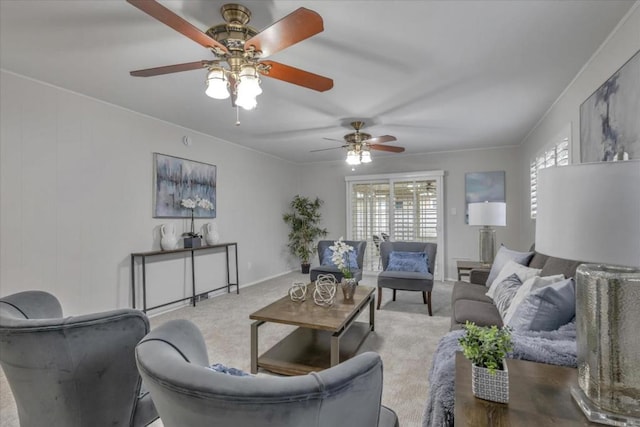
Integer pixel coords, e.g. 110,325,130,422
346,150,360,165
535,160,640,268
468,202,506,226
360,150,372,163
205,68,230,99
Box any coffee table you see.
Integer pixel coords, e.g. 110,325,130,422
249,284,375,375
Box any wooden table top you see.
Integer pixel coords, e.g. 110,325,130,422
457,260,490,269
250,284,374,332
455,352,597,426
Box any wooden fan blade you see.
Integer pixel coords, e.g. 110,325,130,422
370,144,405,153
130,60,212,77
127,0,228,53
365,135,397,144
259,60,333,92
311,146,346,153
245,8,323,58
322,137,345,143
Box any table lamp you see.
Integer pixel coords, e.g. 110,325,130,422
536,160,640,425
468,201,506,264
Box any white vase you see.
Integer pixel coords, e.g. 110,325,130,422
205,222,220,245
160,224,178,250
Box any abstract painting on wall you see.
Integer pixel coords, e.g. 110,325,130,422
465,171,505,224
153,153,216,218
580,49,640,163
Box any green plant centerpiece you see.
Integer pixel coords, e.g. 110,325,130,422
458,321,513,403
283,195,328,274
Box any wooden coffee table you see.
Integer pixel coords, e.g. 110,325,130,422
250,284,375,375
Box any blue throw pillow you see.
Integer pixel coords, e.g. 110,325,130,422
387,251,429,273
508,277,576,332
321,247,358,269
208,363,252,377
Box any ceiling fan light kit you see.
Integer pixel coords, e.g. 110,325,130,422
127,1,333,114
313,121,405,166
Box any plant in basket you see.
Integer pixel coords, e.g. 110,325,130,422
458,321,513,403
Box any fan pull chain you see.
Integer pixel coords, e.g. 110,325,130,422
235,106,241,126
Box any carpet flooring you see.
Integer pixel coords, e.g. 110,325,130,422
0,272,454,427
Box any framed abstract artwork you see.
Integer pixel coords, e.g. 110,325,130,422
153,153,217,218
465,171,505,224
580,49,640,163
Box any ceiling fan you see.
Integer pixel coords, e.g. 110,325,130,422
312,121,405,165
127,1,333,111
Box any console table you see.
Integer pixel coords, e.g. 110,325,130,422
455,352,597,426
130,243,239,313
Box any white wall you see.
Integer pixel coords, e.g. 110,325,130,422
517,4,640,247
298,145,524,280
0,71,300,315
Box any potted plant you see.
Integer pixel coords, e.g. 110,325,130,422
458,321,513,403
330,237,357,301
283,195,328,273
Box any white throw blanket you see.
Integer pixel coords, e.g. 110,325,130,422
422,322,577,427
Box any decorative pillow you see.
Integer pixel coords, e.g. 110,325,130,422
492,273,523,320
387,251,429,273
486,260,541,299
502,274,565,324
321,247,358,269
508,278,576,332
485,245,535,287
208,363,252,377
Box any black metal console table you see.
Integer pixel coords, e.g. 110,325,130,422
130,243,239,313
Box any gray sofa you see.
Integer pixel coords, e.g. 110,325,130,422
450,250,582,330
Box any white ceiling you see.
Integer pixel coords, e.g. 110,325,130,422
0,1,634,163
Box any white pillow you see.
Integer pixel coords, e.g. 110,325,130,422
486,259,541,300
484,245,534,287
502,274,565,324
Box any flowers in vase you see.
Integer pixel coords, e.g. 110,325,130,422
181,196,214,237
329,237,355,279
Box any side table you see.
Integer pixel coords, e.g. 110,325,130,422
456,260,490,281
455,352,598,426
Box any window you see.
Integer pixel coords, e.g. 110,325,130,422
346,171,444,280
530,137,570,218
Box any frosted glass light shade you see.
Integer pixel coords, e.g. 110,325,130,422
468,202,506,226
360,150,372,163
205,68,230,99
346,150,360,165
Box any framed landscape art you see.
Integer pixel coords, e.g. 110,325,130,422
153,153,217,218
464,171,505,224
580,49,640,163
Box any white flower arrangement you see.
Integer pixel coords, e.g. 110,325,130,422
329,236,354,279
181,196,213,211
181,196,214,237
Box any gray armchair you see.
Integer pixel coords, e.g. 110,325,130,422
135,319,399,427
377,242,437,315
310,240,367,282
0,291,158,427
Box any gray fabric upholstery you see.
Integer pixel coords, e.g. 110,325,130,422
310,240,367,282
136,319,399,427
0,291,158,427
377,242,437,315
450,250,583,330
